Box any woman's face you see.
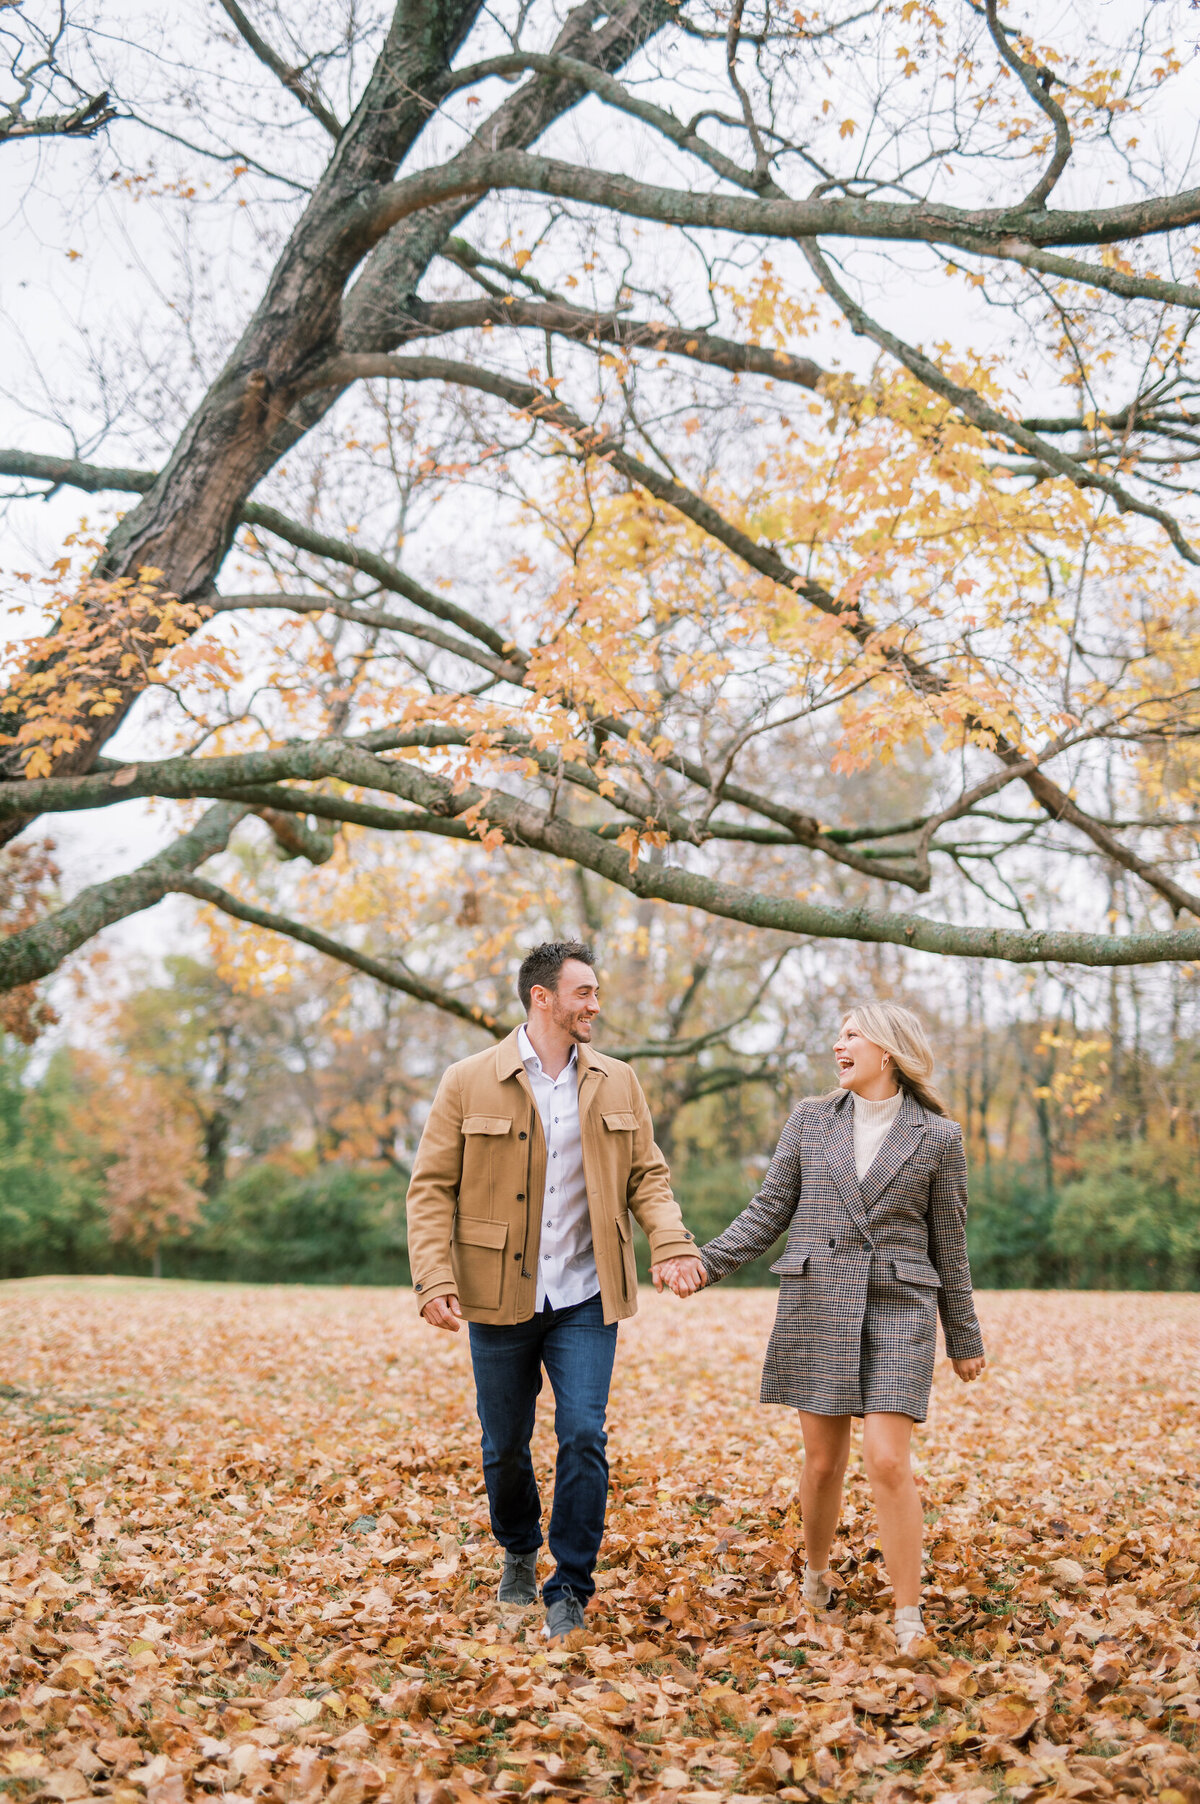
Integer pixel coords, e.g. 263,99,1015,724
833,1018,892,1094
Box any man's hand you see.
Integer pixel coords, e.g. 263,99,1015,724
421,1295,463,1332
652,1255,708,1297
951,1355,985,1382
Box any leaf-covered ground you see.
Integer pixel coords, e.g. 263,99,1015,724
1,1283,1197,1804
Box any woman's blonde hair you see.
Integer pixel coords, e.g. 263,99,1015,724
843,1000,949,1117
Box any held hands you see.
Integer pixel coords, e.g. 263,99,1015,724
420,1260,709,1323
951,1355,985,1382
652,1255,708,1298
421,1295,463,1332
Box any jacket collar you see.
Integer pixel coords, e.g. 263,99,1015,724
496,1027,526,1082
496,1026,603,1087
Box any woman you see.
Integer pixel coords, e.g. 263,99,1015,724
670,1001,985,1654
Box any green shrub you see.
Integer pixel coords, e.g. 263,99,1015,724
965,1165,1062,1289
182,1163,410,1285
1051,1138,1200,1290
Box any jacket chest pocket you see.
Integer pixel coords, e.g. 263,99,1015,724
452,1215,509,1310
601,1110,636,1178
462,1114,513,1198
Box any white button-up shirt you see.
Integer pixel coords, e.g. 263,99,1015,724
518,1025,599,1310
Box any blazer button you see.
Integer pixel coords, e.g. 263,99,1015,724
828,1237,836,1248
517,1192,525,1201
513,1252,521,1262
519,1131,527,1140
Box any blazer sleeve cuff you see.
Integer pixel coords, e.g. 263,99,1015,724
699,1245,726,1285
943,1320,985,1361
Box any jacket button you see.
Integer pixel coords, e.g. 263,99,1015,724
513,1252,521,1262
517,1192,525,1201
519,1131,527,1140
829,1237,836,1248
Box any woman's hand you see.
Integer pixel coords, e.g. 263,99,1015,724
951,1355,985,1382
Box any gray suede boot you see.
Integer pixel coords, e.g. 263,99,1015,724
498,1551,538,1605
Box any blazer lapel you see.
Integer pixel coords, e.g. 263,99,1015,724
821,1095,873,1243
860,1090,927,1211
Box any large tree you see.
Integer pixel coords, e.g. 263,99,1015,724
3,0,1200,1034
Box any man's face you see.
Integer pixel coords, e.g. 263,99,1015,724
542,959,600,1041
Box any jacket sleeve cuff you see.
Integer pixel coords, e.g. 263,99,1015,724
647,1232,702,1265
412,1269,457,1310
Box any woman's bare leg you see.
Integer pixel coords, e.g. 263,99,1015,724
861,1412,922,1608
798,1412,852,1573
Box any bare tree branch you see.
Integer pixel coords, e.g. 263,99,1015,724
0,89,115,146
396,293,826,390
797,237,1200,564
982,0,1073,211
215,0,342,139
173,875,508,1034
0,803,247,992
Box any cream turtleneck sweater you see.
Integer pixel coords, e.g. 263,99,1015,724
851,1088,903,1181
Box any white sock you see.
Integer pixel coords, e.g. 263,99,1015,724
803,1564,834,1603
895,1604,924,1630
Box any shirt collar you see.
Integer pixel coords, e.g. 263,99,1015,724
518,1024,578,1078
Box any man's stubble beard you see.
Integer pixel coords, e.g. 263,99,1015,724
552,998,595,1043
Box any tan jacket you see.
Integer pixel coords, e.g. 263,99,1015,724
406,1028,697,1324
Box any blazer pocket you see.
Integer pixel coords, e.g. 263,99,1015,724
892,1257,941,1288
452,1215,509,1309
769,1248,813,1276
462,1115,512,1135
602,1110,637,1132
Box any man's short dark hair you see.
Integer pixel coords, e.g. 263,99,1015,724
517,941,596,1012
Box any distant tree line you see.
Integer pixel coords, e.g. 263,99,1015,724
1,968,1197,1291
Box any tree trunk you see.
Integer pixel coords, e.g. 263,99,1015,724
0,0,670,828
203,1110,231,1200
0,0,486,807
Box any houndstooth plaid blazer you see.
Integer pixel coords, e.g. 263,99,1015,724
699,1088,984,1417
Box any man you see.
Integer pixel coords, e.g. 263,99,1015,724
407,941,706,1642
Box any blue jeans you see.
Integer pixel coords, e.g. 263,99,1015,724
468,1293,618,1604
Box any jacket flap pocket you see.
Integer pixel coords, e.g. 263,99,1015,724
454,1216,509,1250
602,1110,637,1131
462,1115,512,1136
616,1213,633,1244
892,1257,941,1288
769,1250,811,1275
